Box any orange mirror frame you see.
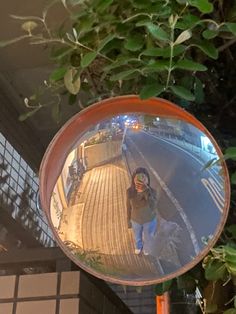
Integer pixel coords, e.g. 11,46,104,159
39,96,230,285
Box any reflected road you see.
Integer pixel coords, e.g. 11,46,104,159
124,129,224,266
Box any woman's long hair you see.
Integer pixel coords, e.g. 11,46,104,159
129,167,151,195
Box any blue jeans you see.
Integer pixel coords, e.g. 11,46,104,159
131,218,157,251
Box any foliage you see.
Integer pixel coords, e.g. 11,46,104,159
0,0,236,121
65,240,124,276
154,222,236,313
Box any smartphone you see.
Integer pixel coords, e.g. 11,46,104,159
136,174,144,182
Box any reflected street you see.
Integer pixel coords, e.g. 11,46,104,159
124,127,223,269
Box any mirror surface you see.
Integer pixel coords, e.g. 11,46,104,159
49,113,227,283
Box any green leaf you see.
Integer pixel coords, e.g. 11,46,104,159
104,57,141,72
188,0,213,13
225,245,236,262
145,22,169,41
223,309,236,314
194,77,205,104
124,35,144,51
154,283,164,295
100,37,123,54
193,41,218,59
142,47,167,57
162,279,173,291
147,5,171,16
64,68,81,95
179,76,194,90
226,23,236,36
98,34,116,52
0,35,29,47
202,29,219,39
162,45,186,57
143,60,169,73
174,30,192,45
77,17,94,34
139,84,165,99
110,69,140,81
225,147,236,160
136,19,152,27
132,0,152,9
49,67,67,82
232,172,236,185
170,85,195,101
205,260,227,281
97,0,113,12
227,225,236,238
154,279,173,295
175,59,207,71
19,107,41,121
205,303,218,313
226,258,236,270
142,45,185,57
81,51,97,68
176,14,200,29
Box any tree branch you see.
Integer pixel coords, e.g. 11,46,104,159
218,38,236,52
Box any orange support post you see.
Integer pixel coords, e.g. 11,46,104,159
156,292,170,314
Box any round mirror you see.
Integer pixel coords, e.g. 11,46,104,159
39,96,230,285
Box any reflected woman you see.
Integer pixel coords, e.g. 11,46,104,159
127,167,158,255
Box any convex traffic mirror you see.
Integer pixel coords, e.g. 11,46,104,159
39,96,230,285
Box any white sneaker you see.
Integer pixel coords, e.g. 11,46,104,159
143,251,149,256
135,249,142,255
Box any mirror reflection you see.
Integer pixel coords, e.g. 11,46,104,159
50,114,226,281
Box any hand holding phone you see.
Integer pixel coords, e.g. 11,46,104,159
134,173,148,191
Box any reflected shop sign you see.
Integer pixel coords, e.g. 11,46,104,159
39,96,230,286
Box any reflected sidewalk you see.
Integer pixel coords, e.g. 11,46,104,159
60,157,163,279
